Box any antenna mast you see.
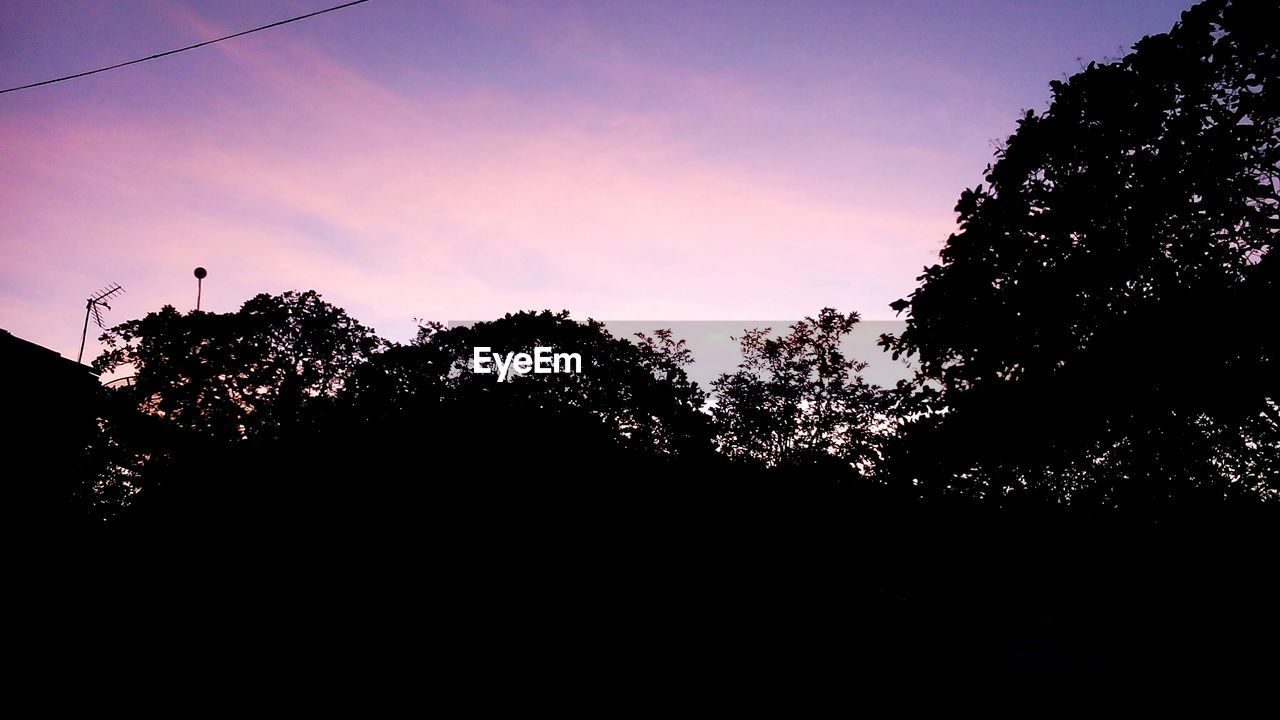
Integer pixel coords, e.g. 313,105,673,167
78,283,125,364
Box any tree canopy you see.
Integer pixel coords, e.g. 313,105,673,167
713,309,890,471
94,290,382,443
35,0,1280,677
883,0,1279,506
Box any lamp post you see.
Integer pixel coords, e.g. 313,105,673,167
194,267,207,311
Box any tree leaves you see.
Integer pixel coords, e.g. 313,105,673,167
712,309,890,471
885,0,1279,506
95,291,382,443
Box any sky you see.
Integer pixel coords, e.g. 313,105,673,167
1,0,1193,361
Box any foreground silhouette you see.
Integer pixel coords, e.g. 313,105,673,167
26,296,1273,677
882,0,1279,508
17,0,1279,681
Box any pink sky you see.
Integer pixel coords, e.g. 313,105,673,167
0,0,1190,360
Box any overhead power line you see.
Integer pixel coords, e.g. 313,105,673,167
0,0,372,95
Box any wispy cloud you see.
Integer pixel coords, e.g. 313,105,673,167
8,0,1181,360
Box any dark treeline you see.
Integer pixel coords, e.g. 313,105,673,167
17,0,1279,679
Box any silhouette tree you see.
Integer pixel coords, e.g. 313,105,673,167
882,0,1280,507
38,0,1280,676
713,309,890,471
344,310,714,461
95,291,382,444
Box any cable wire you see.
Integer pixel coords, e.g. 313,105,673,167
0,0,372,95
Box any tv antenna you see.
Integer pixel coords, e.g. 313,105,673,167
78,283,125,363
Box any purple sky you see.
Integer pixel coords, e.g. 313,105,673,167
1,0,1191,360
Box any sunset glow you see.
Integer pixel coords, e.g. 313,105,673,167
1,0,1189,359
